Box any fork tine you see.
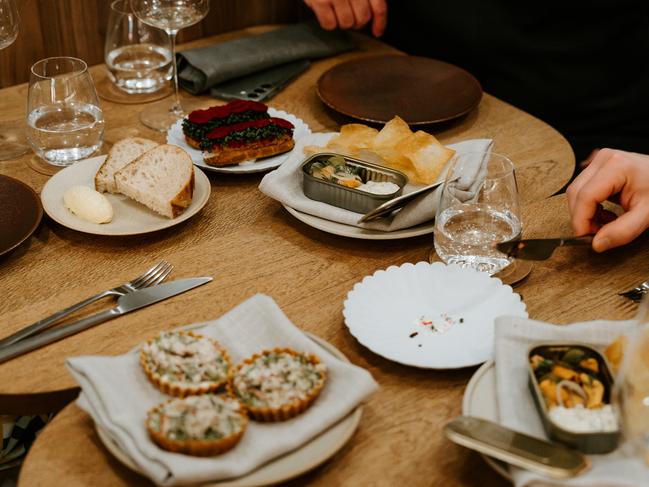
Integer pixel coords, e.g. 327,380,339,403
138,262,173,289
145,264,174,288
130,261,168,289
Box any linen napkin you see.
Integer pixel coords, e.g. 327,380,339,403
66,294,378,486
494,316,649,487
177,23,355,95
259,133,493,231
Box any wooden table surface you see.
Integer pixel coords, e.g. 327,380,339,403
0,25,609,487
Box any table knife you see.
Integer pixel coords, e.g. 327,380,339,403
0,277,212,364
444,416,590,479
496,236,593,260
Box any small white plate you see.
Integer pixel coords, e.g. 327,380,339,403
166,109,311,174
283,205,436,240
463,360,512,480
343,262,527,368
95,334,363,487
41,155,211,236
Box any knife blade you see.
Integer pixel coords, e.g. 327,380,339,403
496,236,593,260
0,277,212,364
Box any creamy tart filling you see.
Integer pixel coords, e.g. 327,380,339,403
149,395,244,441
233,351,327,409
143,332,229,386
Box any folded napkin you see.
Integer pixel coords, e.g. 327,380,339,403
178,23,355,95
494,316,649,487
67,294,378,486
259,133,493,231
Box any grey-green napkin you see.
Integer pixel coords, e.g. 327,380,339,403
178,23,355,94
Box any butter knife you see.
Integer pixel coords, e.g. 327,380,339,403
444,416,590,479
0,277,212,364
496,236,593,260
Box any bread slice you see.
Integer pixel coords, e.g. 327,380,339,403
95,137,159,193
204,134,294,167
114,144,195,219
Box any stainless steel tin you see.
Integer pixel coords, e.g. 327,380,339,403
301,153,408,214
528,343,620,454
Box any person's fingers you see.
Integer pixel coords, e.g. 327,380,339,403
368,0,387,36
569,154,628,236
305,0,339,30
331,0,355,29
592,202,649,252
349,0,371,29
566,149,614,226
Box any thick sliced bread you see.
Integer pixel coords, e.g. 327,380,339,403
204,134,295,167
114,145,195,219
95,137,159,193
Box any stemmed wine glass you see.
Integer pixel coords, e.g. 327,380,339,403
0,0,30,160
130,0,209,131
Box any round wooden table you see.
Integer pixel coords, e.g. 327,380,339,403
0,25,581,487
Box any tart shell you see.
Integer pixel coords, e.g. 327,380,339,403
140,331,231,398
229,348,327,422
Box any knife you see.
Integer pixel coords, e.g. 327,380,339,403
444,416,590,479
0,277,212,364
496,236,593,260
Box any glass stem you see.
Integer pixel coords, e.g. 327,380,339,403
168,29,182,116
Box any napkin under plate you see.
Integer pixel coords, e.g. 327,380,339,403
178,23,355,95
494,316,649,487
259,133,493,232
67,294,378,486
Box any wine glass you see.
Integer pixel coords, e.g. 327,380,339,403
0,0,30,161
432,151,522,275
130,0,209,131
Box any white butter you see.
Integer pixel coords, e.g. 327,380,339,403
63,185,114,224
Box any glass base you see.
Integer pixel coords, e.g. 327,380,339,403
25,155,65,176
139,98,210,132
96,76,173,105
0,121,30,161
428,248,532,286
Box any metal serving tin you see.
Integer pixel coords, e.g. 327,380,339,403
527,343,620,454
301,153,408,214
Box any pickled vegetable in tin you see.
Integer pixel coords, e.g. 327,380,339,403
308,155,400,195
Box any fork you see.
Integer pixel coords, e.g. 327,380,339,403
0,261,173,349
619,279,649,303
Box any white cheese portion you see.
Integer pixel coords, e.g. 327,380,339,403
548,404,618,433
357,181,400,195
63,185,114,224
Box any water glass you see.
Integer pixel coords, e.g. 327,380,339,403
105,0,172,94
27,57,105,166
434,152,521,274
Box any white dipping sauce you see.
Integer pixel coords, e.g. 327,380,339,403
548,404,618,433
63,185,114,224
357,181,400,195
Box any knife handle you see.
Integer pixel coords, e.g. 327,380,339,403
562,235,594,246
0,308,119,365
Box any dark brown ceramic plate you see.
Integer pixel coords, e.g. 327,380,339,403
317,55,482,125
0,175,43,256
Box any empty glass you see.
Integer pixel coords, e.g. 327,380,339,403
434,152,522,274
105,0,172,94
26,57,105,168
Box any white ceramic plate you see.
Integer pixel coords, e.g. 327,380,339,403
96,334,362,487
283,205,436,240
343,262,528,368
463,360,512,480
41,155,211,236
166,109,311,174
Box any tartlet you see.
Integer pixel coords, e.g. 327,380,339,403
230,348,328,421
146,394,248,456
140,331,231,397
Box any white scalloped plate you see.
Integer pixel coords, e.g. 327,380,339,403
166,109,311,174
342,262,528,369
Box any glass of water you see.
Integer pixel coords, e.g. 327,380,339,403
27,57,105,169
434,152,522,275
105,0,172,94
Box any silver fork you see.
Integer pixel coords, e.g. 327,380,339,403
0,261,173,349
619,279,649,303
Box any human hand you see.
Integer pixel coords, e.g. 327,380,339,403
566,148,649,252
303,0,387,37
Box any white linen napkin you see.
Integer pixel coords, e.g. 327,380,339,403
66,294,378,486
494,316,649,487
259,133,493,231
